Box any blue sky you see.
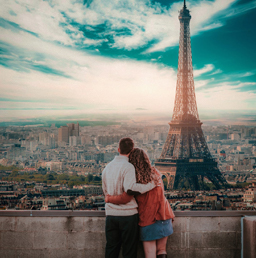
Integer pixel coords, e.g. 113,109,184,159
0,0,256,122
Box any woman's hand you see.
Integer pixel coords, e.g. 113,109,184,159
105,192,134,204
105,195,110,203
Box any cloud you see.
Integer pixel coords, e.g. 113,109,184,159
209,69,222,75
196,22,223,32
0,1,73,45
195,78,215,89
112,31,147,50
237,72,254,78
197,81,256,111
0,0,240,53
0,23,177,119
194,64,215,77
224,0,256,18
83,38,107,46
136,108,147,110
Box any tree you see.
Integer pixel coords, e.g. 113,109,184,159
68,181,75,188
46,174,55,180
57,174,69,181
87,174,93,182
79,175,86,182
10,171,19,177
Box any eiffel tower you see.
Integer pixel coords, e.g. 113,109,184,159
154,0,227,190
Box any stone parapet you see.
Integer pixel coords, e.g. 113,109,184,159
242,216,256,258
1,211,256,258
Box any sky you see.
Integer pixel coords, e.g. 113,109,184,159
0,0,256,123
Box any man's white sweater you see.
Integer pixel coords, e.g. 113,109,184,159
102,155,155,216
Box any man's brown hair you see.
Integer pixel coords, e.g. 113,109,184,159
119,137,134,155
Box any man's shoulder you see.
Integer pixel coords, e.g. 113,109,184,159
125,161,135,170
104,157,134,173
102,158,117,173
105,158,117,168
121,161,135,177
115,157,134,170
102,161,112,173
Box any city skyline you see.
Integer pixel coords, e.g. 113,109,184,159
0,0,256,123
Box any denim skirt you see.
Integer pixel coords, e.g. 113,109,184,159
140,219,173,241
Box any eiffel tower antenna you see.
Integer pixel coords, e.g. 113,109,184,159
154,0,227,190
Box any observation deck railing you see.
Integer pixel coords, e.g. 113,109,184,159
0,210,256,258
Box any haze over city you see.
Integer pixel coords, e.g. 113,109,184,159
0,0,256,125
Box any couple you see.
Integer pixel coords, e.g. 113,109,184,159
102,137,175,258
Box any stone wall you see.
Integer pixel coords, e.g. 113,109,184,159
0,216,105,258
169,216,241,258
243,216,256,258
1,211,256,258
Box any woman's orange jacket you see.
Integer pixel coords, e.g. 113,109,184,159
136,168,175,227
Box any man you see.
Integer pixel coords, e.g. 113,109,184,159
102,137,157,258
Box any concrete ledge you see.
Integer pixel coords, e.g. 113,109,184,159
1,211,255,258
243,216,256,258
0,210,106,217
1,210,256,217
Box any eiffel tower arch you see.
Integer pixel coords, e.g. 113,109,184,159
154,0,227,191
160,169,176,189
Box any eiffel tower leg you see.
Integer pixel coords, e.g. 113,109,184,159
215,173,227,187
187,174,200,191
207,173,221,189
200,175,203,188
181,175,186,190
173,174,181,189
192,175,200,191
185,175,194,191
186,175,192,190
169,175,175,189
201,175,207,189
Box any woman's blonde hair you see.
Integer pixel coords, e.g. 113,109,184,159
129,148,159,184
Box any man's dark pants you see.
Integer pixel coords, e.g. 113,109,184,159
105,213,139,258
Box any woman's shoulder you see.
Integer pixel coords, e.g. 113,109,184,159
152,167,162,180
151,166,160,175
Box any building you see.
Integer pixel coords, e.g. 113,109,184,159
58,123,80,144
67,122,79,137
243,188,256,202
58,126,69,144
41,198,67,210
45,162,63,171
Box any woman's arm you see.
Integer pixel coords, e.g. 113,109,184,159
105,191,134,205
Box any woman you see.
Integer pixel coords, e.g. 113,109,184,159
105,148,175,258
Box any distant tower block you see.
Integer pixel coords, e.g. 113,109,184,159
58,126,69,144
154,0,227,190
